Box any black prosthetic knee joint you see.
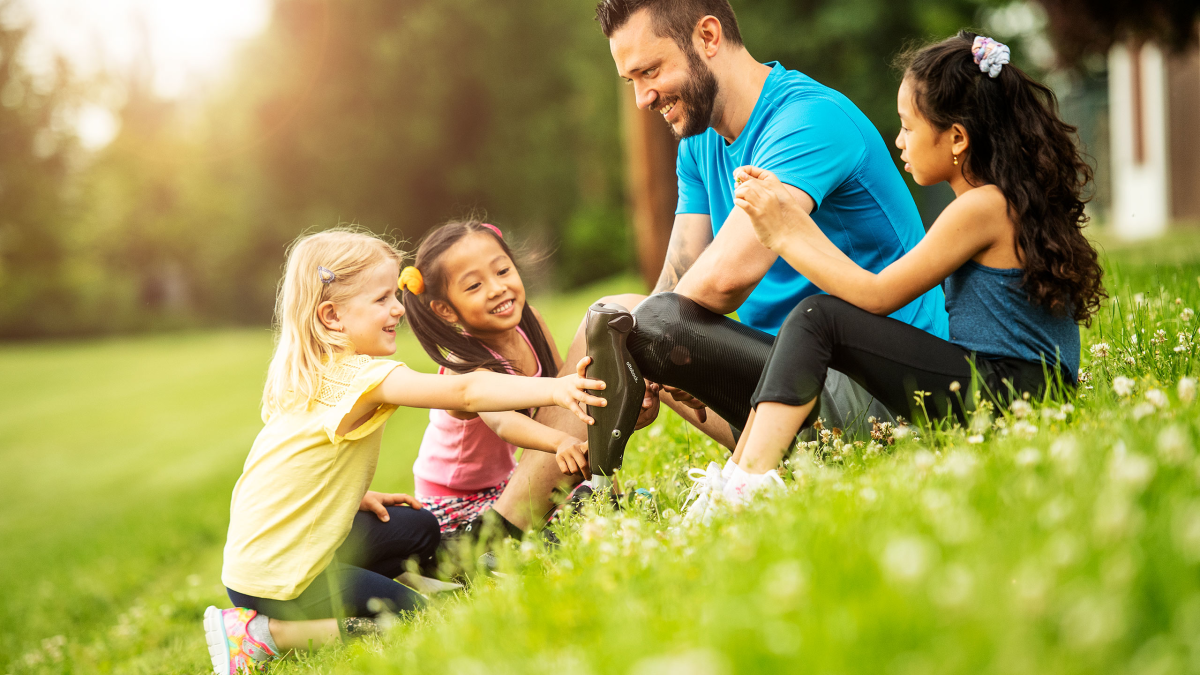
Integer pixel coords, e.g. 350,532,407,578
584,302,646,479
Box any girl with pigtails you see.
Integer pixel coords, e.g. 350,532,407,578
400,220,592,537
203,228,605,674
713,32,1106,505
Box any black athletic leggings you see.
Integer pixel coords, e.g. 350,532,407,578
227,506,440,620
752,294,1056,424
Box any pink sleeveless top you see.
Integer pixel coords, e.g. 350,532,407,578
412,327,543,497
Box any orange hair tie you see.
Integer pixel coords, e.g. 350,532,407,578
399,266,425,295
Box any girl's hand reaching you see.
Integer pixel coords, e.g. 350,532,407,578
733,166,817,251
359,491,423,522
555,357,607,425
555,437,591,479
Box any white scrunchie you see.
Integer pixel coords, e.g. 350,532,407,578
972,36,1010,78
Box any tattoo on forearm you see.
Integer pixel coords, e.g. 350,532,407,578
653,227,702,294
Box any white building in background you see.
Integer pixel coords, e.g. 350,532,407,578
1108,38,1200,239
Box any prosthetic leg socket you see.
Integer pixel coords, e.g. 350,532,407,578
584,302,646,490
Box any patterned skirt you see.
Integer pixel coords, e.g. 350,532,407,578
419,476,510,534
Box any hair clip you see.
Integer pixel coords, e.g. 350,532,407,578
481,222,503,239
972,36,1010,79
317,266,336,284
399,266,425,295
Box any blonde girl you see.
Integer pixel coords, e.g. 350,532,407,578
400,220,590,537
202,228,604,674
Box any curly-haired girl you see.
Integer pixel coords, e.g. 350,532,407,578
720,31,1105,504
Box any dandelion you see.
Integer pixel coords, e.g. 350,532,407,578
1090,342,1111,359
1146,388,1169,409
1179,377,1197,404
1112,376,1136,397
1183,308,1195,322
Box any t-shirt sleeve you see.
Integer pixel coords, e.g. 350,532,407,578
321,358,404,443
752,97,867,210
675,140,710,215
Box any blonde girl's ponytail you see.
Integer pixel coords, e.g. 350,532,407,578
262,228,404,418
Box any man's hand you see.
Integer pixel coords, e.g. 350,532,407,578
662,385,708,423
634,380,663,430
359,491,423,522
555,437,591,479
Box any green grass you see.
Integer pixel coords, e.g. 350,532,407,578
5,232,1200,674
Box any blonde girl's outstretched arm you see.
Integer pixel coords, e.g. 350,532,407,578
733,165,1008,316
366,356,605,423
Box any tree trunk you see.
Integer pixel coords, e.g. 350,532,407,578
621,86,678,290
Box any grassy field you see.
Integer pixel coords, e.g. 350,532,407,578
4,231,1200,674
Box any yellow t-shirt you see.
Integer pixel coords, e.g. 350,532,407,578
221,355,402,600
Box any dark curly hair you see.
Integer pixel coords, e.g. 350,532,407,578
898,30,1106,325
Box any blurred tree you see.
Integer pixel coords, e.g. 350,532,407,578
1032,0,1199,65
0,4,76,338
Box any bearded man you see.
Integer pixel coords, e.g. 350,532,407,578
461,0,949,538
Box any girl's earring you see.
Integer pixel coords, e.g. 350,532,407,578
953,154,959,166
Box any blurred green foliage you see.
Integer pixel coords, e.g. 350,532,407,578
0,0,1061,338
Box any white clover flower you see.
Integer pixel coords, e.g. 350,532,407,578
1012,421,1038,438
1177,298,1184,305
1179,377,1197,404
967,434,985,444
1125,355,1137,366
1134,293,1146,305
1010,399,1033,418
1151,329,1168,346
1108,442,1156,490
881,536,932,584
1112,376,1136,397
1131,402,1156,420
1131,333,1139,345
1146,388,1169,409
1182,308,1195,322
949,380,962,392
1090,342,1111,359
1156,425,1190,465
1015,447,1042,467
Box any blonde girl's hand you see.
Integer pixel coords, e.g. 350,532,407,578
359,491,424,521
554,356,607,425
733,166,807,251
555,438,591,479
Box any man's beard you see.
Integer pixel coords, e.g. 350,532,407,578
670,46,720,139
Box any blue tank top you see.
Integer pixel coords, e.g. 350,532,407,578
943,261,1079,381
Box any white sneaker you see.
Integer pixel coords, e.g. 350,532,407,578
723,465,785,508
680,461,726,527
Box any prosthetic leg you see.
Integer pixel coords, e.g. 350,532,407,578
584,302,646,492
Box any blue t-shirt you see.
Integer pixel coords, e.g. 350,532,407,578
676,62,950,338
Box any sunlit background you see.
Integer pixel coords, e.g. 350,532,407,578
0,0,1195,340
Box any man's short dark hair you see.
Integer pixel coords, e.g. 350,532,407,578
596,0,743,50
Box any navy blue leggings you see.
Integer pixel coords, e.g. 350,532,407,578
227,506,440,619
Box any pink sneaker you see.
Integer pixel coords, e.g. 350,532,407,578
203,606,277,674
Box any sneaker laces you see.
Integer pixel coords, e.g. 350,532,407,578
681,462,724,526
